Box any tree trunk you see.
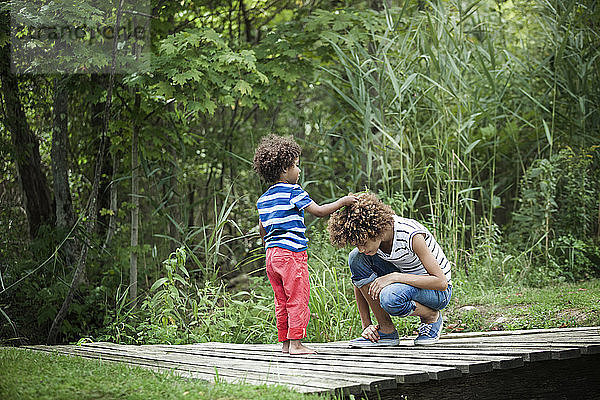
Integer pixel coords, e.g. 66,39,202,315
187,183,195,228
47,0,126,344
52,76,77,267
97,137,113,236
102,150,119,249
90,89,111,237
130,92,141,304
52,77,74,229
239,0,253,43
0,13,53,238
168,142,182,249
47,135,108,344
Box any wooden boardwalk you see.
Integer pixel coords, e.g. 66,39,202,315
25,326,600,398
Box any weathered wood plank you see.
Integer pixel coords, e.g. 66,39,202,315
435,326,600,339
191,343,503,373
88,343,400,392
199,340,578,364
399,343,582,360
82,342,442,383
198,341,551,363
312,326,600,347
27,346,332,393
51,343,405,392
22,326,600,397
423,333,600,345
26,345,354,395
19,346,323,393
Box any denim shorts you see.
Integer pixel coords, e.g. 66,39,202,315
348,248,452,317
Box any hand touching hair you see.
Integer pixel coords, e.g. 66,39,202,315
327,193,394,248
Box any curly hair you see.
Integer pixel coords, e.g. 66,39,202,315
253,134,301,183
328,192,395,248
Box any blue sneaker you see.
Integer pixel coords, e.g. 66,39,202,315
414,312,443,345
349,330,399,348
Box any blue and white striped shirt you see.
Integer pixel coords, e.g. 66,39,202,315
257,183,313,252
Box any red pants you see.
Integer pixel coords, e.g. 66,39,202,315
265,247,310,342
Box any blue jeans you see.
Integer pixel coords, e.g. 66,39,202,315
348,248,452,317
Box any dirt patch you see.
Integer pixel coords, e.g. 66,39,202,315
553,308,594,325
446,304,535,332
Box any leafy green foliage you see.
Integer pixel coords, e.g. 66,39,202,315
98,247,276,345
6,0,146,74
553,235,600,281
511,157,558,251
554,147,599,238
1,0,599,348
153,28,268,114
144,247,193,328
0,223,109,344
511,146,600,282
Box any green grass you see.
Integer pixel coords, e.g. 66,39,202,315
443,279,600,333
351,279,600,338
0,348,324,400
2,280,599,400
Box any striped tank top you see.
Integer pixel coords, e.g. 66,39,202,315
377,215,452,285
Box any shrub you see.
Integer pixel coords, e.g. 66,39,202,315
511,146,600,281
98,247,276,345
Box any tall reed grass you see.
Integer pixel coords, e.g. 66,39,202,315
312,0,599,281
83,0,600,346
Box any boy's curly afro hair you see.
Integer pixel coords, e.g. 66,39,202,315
328,192,394,248
253,134,301,183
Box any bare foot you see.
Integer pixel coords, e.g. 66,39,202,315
282,340,290,353
288,340,317,355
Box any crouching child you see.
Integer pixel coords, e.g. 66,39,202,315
327,193,452,346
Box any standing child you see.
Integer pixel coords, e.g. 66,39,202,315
328,193,452,346
253,134,356,355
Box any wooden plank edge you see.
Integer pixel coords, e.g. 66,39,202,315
136,344,496,375
22,345,357,396
181,342,540,362
437,326,600,339
77,342,446,380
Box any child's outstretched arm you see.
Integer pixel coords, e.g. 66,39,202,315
305,195,357,218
